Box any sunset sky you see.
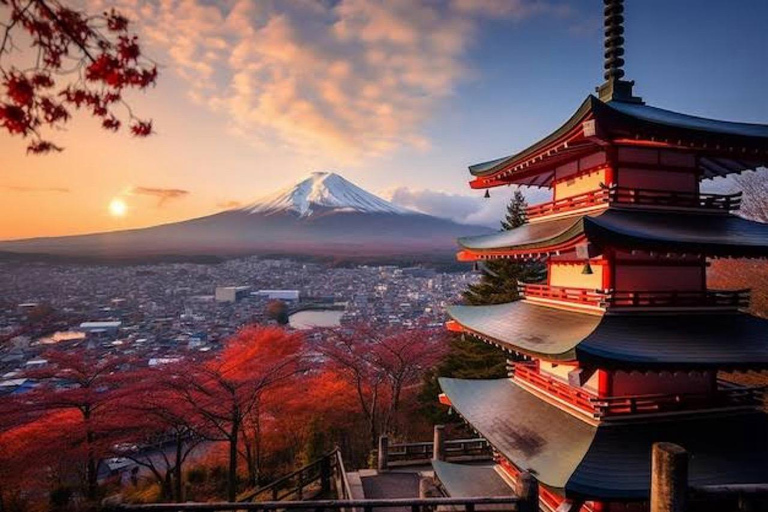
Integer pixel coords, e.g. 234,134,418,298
2,0,766,240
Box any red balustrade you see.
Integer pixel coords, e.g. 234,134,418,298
526,189,610,220
525,185,742,221
512,363,596,414
519,283,606,307
591,383,765,418
512,363,765,419
607,289,750,309
520,284,750,310
609,187,742,211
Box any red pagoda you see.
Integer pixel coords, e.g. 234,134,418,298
433,1,768,510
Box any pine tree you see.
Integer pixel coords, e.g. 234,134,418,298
419,190,544,424
463,190,544,305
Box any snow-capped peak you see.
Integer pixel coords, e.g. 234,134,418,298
241,172,411,217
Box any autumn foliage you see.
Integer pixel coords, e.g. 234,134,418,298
0,0,157,153
0,323,444,509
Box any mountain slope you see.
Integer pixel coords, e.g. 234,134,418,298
242,172,408,216
0,172,492,261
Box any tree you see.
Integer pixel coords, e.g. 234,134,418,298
1,0,157,153
317,324,446,447
21,346,136,501
166,326,306,501
113,368,205,502
463,190,544,305
265,300,289,325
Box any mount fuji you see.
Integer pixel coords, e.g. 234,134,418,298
0,172,491,262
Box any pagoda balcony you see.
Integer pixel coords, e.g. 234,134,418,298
519,283,750,310
526,186,742,221
511,362,766,420
591,381,766,419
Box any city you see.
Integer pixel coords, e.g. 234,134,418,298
0,257,476,394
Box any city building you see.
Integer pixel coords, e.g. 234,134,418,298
255,289,300,302
79,321,122,334
434,1,768,510
215,286,252,303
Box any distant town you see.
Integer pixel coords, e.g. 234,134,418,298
0,257,476,396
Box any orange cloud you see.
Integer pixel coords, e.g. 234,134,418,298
3,185,70,193
217,200,242,210
129,186,190,207
88,0,572,162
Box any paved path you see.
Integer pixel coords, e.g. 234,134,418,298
359,471,421,512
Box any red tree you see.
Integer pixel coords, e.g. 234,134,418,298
316,324,447,446
0,0,157,153
21,346,137,500
111,367,206,502
165,326,307,501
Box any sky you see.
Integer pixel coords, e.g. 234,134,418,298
1,0,767,239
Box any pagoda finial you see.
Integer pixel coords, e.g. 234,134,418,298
597,0,643,103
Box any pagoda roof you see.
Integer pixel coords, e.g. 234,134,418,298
469,96,768,188
432,460,515,499
447,301,768,369
439,378,768,500
447,301,599,361
458,209,768,259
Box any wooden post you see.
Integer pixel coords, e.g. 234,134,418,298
516,471,538,512
433,425,445,461
320,455,331,494
377,435,389,472
651,442,688,512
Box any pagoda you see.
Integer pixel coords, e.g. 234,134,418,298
433,1,768,510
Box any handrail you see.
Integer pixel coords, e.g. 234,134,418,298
240,449,338,502
332,448,353,501
525,184,743,221
520,284,751,310
116,496,523,511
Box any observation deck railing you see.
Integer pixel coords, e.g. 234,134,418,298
525,185,742,221
511,362,766,420
519,284,750,310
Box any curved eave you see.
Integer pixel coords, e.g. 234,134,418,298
469,95,768,188
439,378,768,501
457,215,586,260
449,303,768,369
584,209,768,258
468,97,598,187
577,312,768,370
447,302,601,361
457,209,768,259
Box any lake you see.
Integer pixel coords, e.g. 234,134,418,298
288,309,344,329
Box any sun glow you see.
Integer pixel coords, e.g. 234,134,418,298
109,198,127,217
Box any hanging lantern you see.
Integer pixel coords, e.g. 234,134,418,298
582,261,594,275
484,189,491,199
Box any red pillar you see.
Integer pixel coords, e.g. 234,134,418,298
598,370,613,398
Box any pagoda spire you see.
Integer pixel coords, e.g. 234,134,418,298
597,0,643,103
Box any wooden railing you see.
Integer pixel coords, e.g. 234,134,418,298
591,384,766,418
115,497,527,512
525,185,742,221
239,448,344,502
606,289,750,309
609,186,742,212
520,284,750,310
384,438,491,464
519,283,606,307
511,363,596,414
526,188,610,220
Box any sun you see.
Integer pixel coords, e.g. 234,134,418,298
108,198,127,217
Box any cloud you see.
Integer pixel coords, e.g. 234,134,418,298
86,0,574,163
217,200,243,210
385,185,551,227
4,185,70,193
128,186,190,207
